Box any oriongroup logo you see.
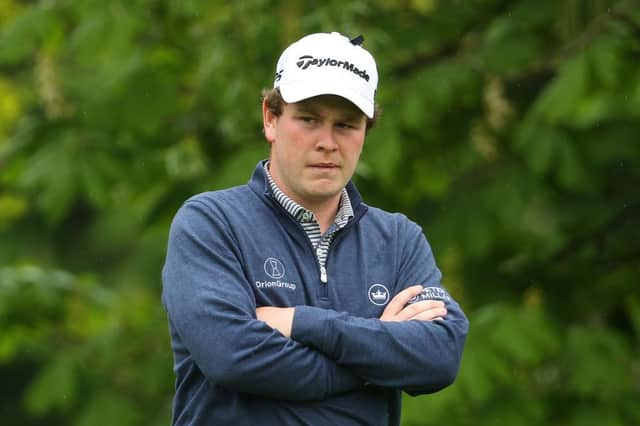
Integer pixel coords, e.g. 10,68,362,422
264,257,285,279
367,284,390,306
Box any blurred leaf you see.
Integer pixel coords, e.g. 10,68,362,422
565,326,632,398
0,193,28,228
0,6,56,64
209,145,267,191
74,393,141,426
361,118,402,186
481,21,544,74
24,354,77,415
588,35,625,90
557,137,589,191
533,53,589,124
165,136,207,181
0,77,22,140
0,265,75,361
628,297,640,339
18,131,81,223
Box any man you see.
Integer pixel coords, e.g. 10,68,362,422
162,32,468,425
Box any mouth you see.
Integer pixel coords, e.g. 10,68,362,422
309,163,339,169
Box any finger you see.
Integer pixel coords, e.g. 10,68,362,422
389,285,425,309
381,285,424,318
409,307,447,322
395,300,445,321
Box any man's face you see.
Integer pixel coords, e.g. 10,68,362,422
263,95,367,209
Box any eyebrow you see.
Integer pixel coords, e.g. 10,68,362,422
294,103,364,122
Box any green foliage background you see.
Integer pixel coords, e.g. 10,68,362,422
1,0,639,424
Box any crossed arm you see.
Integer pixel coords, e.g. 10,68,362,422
256,285,465,393
257,284,447,337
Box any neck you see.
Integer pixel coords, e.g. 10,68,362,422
304,195,342,234
265,161,344,234
282,189,341,234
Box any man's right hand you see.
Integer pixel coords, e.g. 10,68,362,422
379,285,447,322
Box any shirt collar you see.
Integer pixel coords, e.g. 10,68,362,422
264,161,353,226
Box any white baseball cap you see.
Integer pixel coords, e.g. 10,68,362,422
273,32,378,118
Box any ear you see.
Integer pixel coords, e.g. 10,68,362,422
262,99,277,143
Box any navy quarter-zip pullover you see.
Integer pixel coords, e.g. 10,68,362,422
162,161,469,425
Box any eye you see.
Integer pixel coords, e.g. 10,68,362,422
336,122,356,130
298,115,316,124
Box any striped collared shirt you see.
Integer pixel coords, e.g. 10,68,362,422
264,162,353,282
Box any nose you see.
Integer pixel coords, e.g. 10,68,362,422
315,124,338,151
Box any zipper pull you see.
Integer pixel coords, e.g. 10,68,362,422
320,266,328,284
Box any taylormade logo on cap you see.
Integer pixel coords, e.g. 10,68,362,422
273,32,378,118
295,55,371,82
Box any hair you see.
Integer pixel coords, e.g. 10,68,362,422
261,88,380,132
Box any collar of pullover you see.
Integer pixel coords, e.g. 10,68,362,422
248,160,366,218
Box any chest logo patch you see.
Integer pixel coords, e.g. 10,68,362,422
264,257,285,279
368,284,390,306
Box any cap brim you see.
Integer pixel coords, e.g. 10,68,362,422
279,82,374,118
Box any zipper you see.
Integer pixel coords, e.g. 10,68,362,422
266,191,368,299
317,218,358,297
320,266,328,284
266,193,329,293
319,206,365,278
